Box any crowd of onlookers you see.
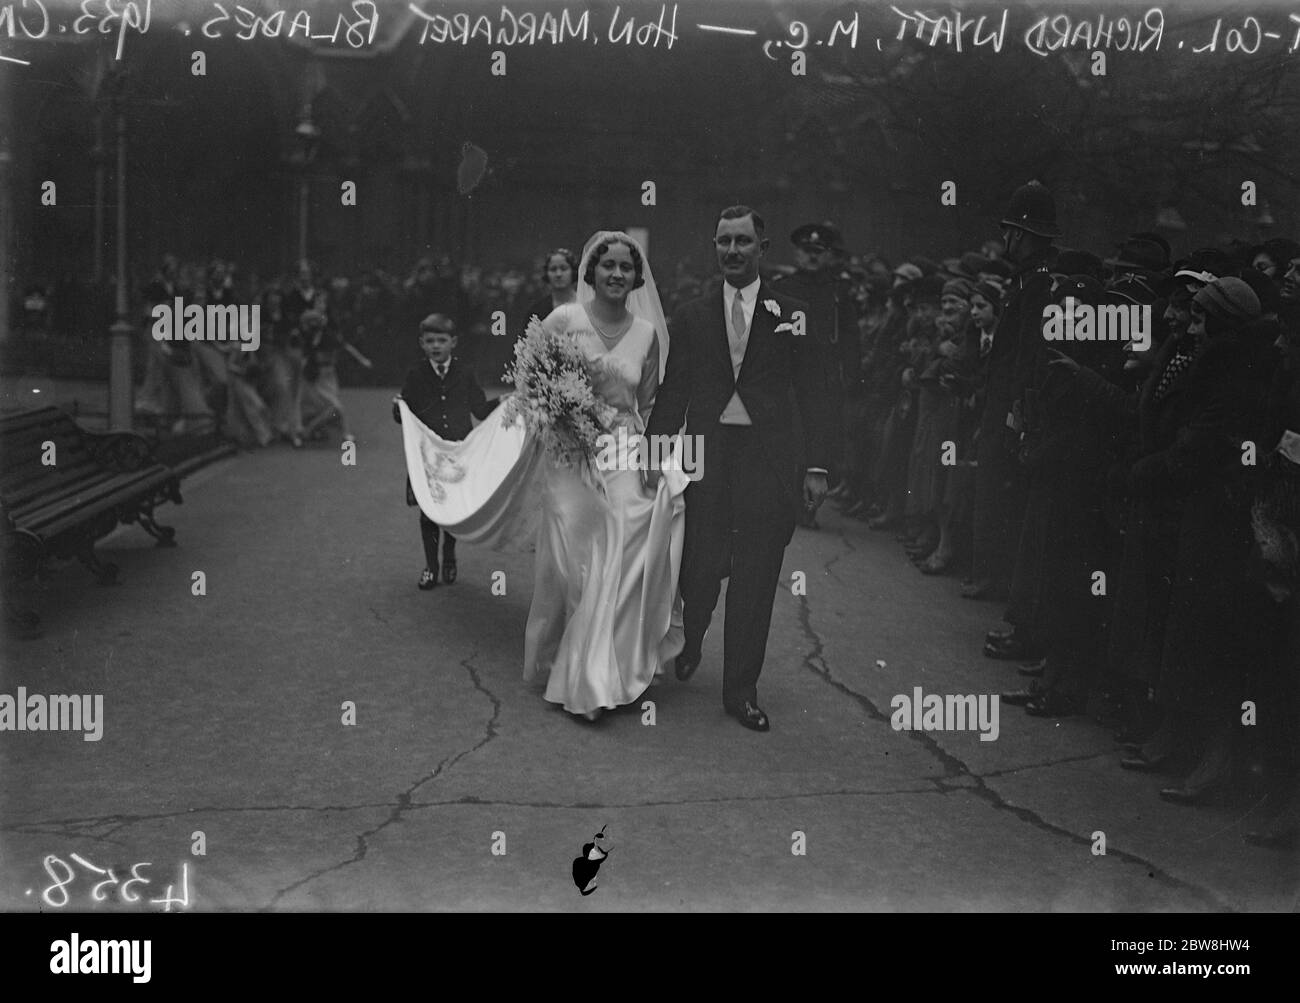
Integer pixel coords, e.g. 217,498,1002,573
130,256,359,446
12,191,1299,845
799,184,1299,847
14,249,658,442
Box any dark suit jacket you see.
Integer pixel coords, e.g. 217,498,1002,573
397,357,498,509
979,252,1056,453
646,281,831,506
397,357,496,441
771,269,860,391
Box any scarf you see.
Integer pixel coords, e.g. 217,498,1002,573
1153,346,1196,402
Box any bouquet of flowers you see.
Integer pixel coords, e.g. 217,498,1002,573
501,316,617,486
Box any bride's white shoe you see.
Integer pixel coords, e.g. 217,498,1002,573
580,709,603,722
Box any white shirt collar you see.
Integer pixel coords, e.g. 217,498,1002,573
724,277,761,305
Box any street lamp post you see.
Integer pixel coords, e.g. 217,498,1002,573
294,117,320,262
298,173,309,262
107,70,133,431
91,46,109,284
92,116,107,283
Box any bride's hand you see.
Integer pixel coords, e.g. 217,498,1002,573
641,465,662,496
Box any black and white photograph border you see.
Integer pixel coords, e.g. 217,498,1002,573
0,0,1297,917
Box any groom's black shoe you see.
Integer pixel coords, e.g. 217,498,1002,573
441,558,457,585
727,701,770,732
675,650,701,682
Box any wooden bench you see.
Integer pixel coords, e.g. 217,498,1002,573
1,407,182,617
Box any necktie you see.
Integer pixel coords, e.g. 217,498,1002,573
436,363,448,379
729,289,748,373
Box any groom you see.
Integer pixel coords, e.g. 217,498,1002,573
645,206,831,731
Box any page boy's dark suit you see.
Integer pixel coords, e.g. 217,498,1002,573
395,356,498,578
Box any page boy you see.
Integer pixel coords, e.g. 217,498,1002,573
393,313,498,589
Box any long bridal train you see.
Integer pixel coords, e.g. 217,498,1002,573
397,389,688,717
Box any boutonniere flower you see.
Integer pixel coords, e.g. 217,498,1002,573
774,322,794,333
763,298,781,317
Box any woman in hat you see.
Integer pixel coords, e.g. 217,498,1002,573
1064,278,1278,796
1144,278,1278,802
1049,277,1201,741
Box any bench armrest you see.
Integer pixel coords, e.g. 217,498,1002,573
81,430,160,473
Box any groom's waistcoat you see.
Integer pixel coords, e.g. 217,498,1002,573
647,282,831,499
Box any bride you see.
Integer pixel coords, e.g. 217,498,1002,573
396,231,687,721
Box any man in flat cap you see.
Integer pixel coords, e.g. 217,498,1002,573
976,182,1062,667
774,222,860,527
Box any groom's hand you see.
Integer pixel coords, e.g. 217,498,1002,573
803,471,828,512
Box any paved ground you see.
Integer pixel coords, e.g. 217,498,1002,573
1,388,1296,912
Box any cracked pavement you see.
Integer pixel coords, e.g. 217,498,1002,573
1,389,1295,911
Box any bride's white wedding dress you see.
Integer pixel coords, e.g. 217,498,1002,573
398,238,686,716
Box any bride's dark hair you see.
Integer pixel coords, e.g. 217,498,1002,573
583,236,646,290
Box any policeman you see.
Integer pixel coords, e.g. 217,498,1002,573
976,182,1063,689
774,222,860,527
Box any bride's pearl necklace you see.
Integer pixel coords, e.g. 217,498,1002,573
587,307,632,342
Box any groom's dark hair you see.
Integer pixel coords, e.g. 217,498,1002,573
718,205,765,238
